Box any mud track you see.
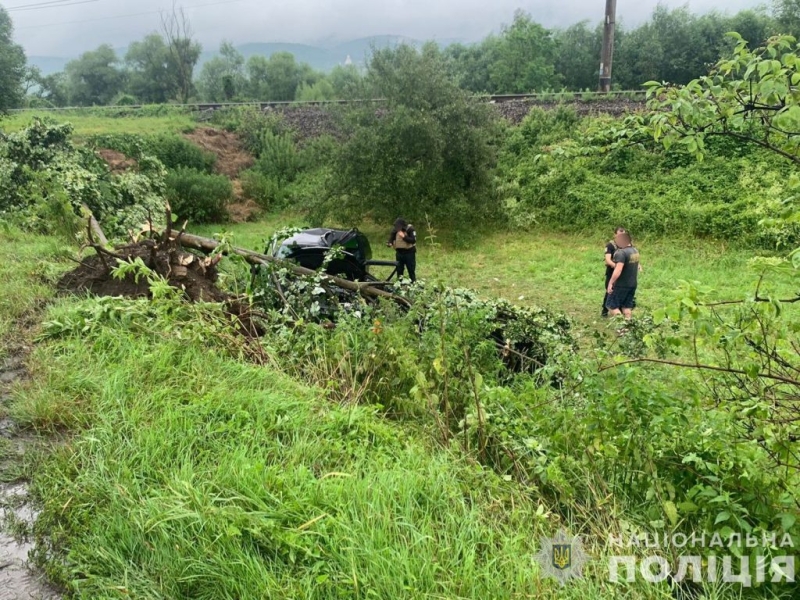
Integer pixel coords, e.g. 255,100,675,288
0,353,60,600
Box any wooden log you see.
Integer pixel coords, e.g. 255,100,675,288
171,231,411,307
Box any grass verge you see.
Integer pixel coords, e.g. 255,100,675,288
1,111,198,139
10,298,670,599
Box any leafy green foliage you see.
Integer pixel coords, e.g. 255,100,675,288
498,107,800,246
0,7,26,113
643,33,800,165
165,167,232,223
88,132,216,172
240,169,283,209
327,44,502,226
196,41,247,102
0,119,169,237
64,44,126,106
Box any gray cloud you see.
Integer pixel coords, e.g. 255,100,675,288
8,0,764,57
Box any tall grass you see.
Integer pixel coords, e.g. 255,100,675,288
0,230,71,358
9,307,665,599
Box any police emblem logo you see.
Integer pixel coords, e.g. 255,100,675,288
552,544,571,570
534,529,588,585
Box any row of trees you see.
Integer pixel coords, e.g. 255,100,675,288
4,2,800,110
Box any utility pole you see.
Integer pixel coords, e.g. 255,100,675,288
599,0,617,92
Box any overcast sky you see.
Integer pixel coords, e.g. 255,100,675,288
6,0,765,57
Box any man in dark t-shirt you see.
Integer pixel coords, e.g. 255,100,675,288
606,231,640,319
602,227,627,317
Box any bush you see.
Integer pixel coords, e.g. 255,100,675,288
165,167,232,223
497,110,800,246
147,134,216,173
240,169,283,209
253,130,299,184
209,106,288,154
88,133,216,173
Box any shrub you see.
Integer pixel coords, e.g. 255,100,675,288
240,169,283,209
147,134,216,172
88,133,216,173
209,106,288,154
165,167,232,223
253,130,299,184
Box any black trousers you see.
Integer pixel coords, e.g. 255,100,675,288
396,249,417,282
602,273,612,315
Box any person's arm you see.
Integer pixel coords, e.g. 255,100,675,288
404,226,417,245
387,228,396,247
608,262,624,294
604,243,616,268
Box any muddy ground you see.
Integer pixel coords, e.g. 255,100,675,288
57,240,266,337
57,240,226,303
0,353,61,600
182,127,260,222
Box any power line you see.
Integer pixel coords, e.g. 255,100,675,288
8,0,99,12
15,0,251,29
6,0,74,8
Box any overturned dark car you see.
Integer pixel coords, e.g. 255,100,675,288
268,228,399,283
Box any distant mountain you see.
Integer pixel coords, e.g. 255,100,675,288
28,35,433,76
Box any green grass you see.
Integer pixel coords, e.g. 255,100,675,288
1,111,198,139
194,216,799,325
0,229,72,358
12,301,669,599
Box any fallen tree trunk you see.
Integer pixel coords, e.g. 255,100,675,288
171,231,411,307
81,204,109,247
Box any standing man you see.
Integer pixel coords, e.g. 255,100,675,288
602,227,627,317
387,218,417,282
606,231,640,320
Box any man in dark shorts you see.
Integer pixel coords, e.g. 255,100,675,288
602,227,627,317
606,231,640,320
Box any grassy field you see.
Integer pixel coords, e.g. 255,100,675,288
194,215,799,326
1,231,682,599
1,110,198,138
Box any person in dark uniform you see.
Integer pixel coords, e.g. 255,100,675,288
606,231,641,320
387,218,417,282
602,227,627,317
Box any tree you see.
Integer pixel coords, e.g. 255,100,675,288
33,72,69,107
329,43,501,225
160,4,201,103
65,45,125,106
488,11,558,93
196,41,246,101
774,0,800,36
262,52,303,101
443,41,494,93
643,34,800,166
553,21,604,91
607,34,800,482
125,34,176,104
0,7,26,113
328,64,365,98
246,55,271,99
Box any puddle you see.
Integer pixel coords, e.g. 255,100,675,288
0,357,61,600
